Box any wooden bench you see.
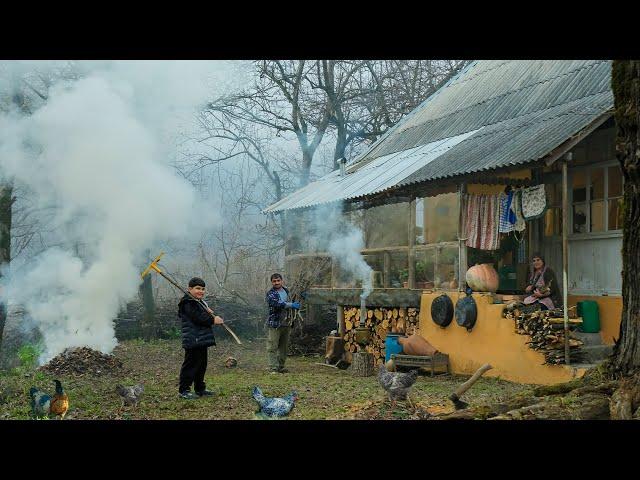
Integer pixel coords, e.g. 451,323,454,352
390,353,450,377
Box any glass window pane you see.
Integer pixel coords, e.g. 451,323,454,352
608,166,623,198
590,200,605,232
415,198,425,244
573,203,587,233
415,249,435,289
435,245,459,290
590,168,604,200
608,198,624,230
421,192,459,244
572,170,587,202
389,252,408,288
364,203,409,248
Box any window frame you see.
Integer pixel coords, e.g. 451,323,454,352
569,161,623,239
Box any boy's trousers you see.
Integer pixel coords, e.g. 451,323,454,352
179,346,208,393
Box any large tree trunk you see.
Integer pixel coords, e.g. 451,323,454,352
611,61,640,375
0,183,13,357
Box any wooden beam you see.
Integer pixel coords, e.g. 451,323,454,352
408,196,416,289
304,288,423,307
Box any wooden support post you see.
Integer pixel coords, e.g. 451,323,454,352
408,196,416,289
383,251,391,288
562,157,570,365
458,183,467,291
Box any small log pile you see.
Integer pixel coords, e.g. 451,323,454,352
342,307,419,366
503,304,585,365
39,347,124,376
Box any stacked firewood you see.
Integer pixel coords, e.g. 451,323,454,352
343,307,419,366
503,304,586,365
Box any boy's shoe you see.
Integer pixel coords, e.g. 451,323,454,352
179,391,197,400
195,389,217,397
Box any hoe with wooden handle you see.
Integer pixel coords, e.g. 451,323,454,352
141,252,242,345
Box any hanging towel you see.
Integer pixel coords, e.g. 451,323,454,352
499,191,515,233
465,193,500,250
511,189,526,232
522,184,547,220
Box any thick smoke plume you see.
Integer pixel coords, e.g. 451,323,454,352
313,204,372,299
0,61,228,363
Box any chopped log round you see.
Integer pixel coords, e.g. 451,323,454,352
350,352,375,377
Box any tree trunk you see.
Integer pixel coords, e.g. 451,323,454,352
0,183,13,357
139,251,157,341
611,61,640,375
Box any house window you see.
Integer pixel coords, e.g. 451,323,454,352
415,192,458,245
363,202,409,248
571,164,623,234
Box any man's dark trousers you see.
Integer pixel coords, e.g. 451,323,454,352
179,346,208,393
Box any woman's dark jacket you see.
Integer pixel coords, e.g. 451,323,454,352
528,267,561,308
178,294,216,349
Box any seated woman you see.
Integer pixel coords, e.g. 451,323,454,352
523,254,560,310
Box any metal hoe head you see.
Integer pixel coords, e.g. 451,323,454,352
141,252,165,279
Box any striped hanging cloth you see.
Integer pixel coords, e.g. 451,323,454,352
464,193,500,250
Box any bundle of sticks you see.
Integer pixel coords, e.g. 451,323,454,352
503,304,585,365
284,257,331,328
342,307,419,365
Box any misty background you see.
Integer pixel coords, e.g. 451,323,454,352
0,60,467,365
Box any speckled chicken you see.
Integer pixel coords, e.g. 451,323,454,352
115,384,144,408
252,386,298,418
378,365,419,405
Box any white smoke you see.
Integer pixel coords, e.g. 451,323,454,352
313,204,373,299
0,61,231,363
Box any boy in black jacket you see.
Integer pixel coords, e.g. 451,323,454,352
178,277,224,399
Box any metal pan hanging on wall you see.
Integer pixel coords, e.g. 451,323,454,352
431,293,454,327
455,294,478,331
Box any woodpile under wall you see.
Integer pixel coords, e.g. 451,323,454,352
342,306,419,365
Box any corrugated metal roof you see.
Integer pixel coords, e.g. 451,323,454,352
263,129,480,213
265,60,613,213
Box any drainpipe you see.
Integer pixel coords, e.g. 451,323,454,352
562,153,571,365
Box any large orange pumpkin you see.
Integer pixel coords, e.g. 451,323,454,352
465,263,499,292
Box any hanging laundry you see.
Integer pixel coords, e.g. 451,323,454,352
499,191,515,233
522,184,547,220
511,189,526,232
464,193,500,250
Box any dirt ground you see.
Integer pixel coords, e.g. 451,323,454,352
0,338,531,420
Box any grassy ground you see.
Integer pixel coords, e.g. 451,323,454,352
0,338,531,420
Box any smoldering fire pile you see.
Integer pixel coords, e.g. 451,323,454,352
39,347,124,376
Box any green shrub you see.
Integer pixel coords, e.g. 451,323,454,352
17,343,43,369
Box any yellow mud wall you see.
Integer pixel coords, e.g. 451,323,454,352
568,295,622,345
419,291,587,385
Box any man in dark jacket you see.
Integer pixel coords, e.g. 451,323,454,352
178,277,224,399
265,273,300,373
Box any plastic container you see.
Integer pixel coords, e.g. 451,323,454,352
577,300,600,333
385,334,403,363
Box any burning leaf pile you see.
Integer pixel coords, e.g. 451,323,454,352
503,303,585,365
39,347,124,376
